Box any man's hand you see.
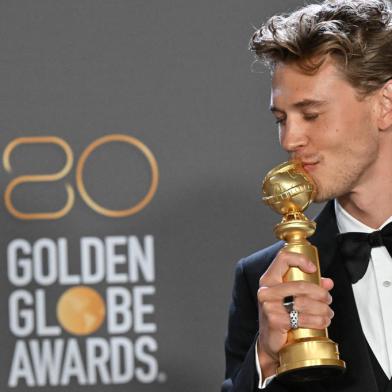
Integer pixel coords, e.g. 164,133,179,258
257,250,334,378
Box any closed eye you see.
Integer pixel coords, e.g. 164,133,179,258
274,115,286,125
303,113,319,121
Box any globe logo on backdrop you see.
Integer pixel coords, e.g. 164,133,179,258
57,286,106,335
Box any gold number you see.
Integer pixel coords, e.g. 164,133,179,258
3,137,74,220
76,134,159,218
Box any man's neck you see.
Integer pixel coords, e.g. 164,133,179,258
338,177,392,229
337,135,392,229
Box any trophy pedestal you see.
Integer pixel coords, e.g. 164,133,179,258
277,337,346,383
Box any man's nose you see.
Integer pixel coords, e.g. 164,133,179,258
279,120,309,153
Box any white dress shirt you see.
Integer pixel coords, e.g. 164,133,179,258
256,200,392,388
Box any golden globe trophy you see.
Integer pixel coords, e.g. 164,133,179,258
262,160,345,382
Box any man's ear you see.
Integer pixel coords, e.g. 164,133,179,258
377,80,392,130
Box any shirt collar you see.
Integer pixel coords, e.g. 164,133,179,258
334,199,392,234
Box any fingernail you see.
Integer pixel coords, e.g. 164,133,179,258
328,294,333,303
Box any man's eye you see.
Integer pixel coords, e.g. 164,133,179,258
275,117,286,124
303,114,319,121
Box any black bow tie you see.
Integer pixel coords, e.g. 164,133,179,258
337,221,392,284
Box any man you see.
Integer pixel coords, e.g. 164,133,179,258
223,0,392,391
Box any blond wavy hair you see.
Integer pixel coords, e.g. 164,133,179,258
250,0,392,95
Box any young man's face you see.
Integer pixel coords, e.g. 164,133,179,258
270,58,380,202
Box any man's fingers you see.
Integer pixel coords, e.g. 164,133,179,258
294,313,332,330
292,297,334,318
260,250,316,286
321,277,334,291
258,281,332,304
261,299,334,330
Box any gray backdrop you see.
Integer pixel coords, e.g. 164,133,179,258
0,1,323,391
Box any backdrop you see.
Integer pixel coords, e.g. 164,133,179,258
0,1,323,391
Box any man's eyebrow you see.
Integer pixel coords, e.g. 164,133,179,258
270,99,327,113
293,99,327,109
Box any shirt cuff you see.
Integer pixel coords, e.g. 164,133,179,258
255,342,277,389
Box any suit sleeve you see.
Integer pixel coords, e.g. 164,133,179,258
222,259,288,392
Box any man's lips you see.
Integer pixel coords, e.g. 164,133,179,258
302,161,319,171
291,155,320,171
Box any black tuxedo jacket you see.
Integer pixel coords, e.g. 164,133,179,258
222,200,382,392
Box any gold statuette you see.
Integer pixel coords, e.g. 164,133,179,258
262,160,345,383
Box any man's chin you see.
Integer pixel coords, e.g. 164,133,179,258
313,186,343,203
312,182,336,203
313,194,332,203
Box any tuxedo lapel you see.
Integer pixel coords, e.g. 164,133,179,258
309,201,378,391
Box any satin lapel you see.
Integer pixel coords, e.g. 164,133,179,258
309,201,378,391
